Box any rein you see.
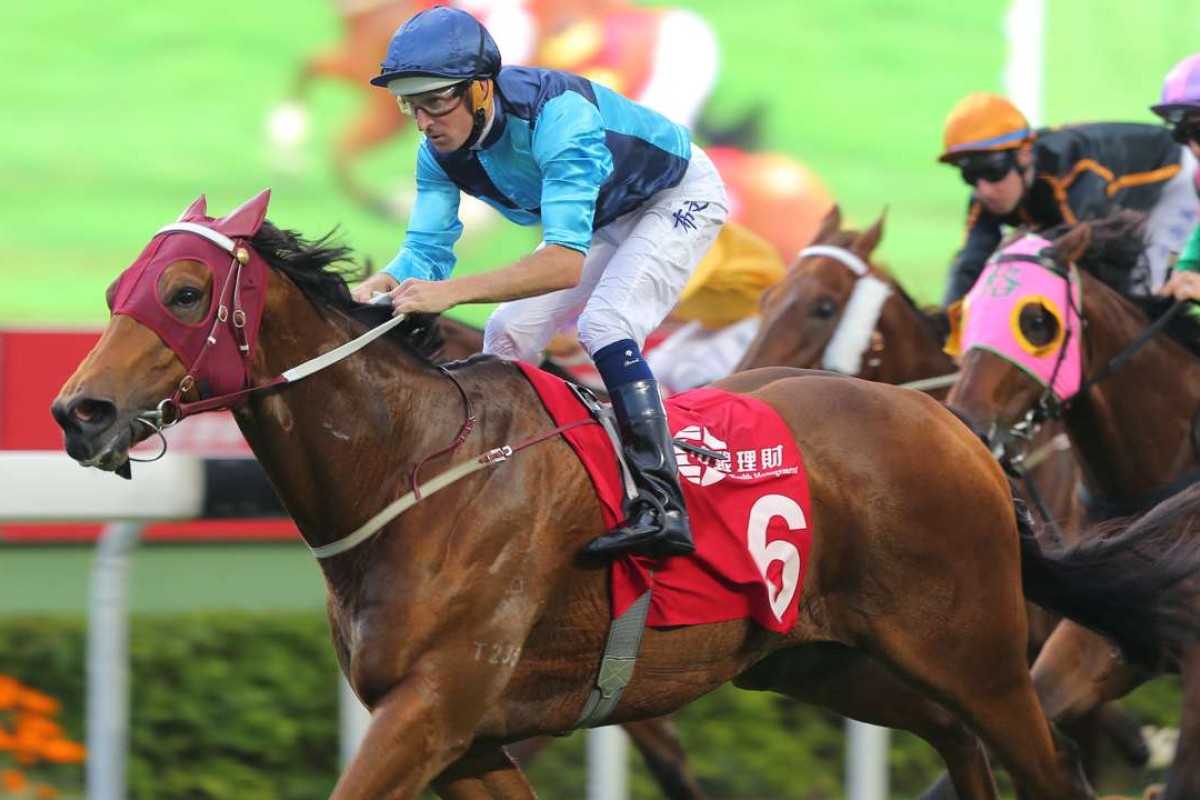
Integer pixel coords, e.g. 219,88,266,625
1073,298,1188,397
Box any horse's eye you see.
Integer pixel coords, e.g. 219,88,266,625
170,287,203,309
1018,303,1060,348
811,297,838,320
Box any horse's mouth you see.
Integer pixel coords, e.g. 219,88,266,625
73,423,135,473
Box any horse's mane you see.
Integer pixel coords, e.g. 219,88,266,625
249,220,450,364
1041,211,1200,358
1044,210,1147,296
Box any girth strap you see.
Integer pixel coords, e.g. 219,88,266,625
568,383,639,502
574,588,653,730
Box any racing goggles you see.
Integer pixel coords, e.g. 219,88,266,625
956,150,1018,186
396,83,468,118
1172,121,1200,145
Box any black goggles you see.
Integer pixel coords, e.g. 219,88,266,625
956,151,1018,186
1172,122,1200,145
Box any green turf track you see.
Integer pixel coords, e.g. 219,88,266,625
3,0,1198,329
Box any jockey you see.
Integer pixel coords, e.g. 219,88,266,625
939,93,1198,304
350,7,728,558
1155,54,1200,304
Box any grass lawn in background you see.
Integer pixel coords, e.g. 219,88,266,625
2,0,1197,328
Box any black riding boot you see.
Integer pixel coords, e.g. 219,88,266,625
582,380,694,558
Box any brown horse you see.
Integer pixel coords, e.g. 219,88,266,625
736,207,1081,588
734,207,1158,781
945,214,1200,538
946,217,1200,799
737,207,957,391
51,193,1200,798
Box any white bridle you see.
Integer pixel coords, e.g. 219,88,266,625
796,245,893,375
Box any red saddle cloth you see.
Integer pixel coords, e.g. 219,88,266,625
515,362,813,634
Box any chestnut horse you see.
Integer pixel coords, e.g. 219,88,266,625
733,207,1160,780
946,217,1200,799
52,192,1200,799
736,207,1080,561
737,207,956,391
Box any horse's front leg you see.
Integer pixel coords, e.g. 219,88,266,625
432,745,536,799
331,654,513,800
329,557,547,800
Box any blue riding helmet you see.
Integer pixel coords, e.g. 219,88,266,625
369,7,502,92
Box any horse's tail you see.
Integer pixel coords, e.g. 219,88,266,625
1013,481,1200,670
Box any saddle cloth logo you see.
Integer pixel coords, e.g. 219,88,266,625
516,362,813,633
675,425,797,488
673,425,728,486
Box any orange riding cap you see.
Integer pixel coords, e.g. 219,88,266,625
939,93,1034,163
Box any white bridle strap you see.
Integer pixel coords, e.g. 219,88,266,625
282,312,409,382
309,451,505,558
155,222,237,254
798,245,871,277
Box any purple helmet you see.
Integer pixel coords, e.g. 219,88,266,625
1152,54,1200,123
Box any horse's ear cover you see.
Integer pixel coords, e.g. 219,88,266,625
215,189,272,239
178,195,208,222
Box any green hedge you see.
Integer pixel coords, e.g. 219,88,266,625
0,613,1184,799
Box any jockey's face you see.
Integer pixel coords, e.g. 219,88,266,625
964,147,1031,216
411,81,491,153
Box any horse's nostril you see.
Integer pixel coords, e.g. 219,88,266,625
54,396,117,435
73,399,110,424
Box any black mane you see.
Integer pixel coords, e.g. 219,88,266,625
1042,211,1200,358
248,220,449,363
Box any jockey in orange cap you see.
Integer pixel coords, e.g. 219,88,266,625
940,92,1197,305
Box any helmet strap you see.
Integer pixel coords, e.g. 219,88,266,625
460,81,491,150
458,18,494,151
